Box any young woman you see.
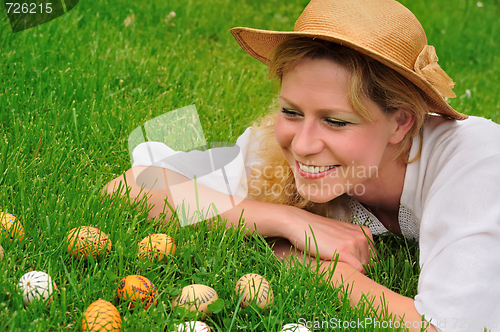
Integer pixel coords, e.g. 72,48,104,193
104,0,500,330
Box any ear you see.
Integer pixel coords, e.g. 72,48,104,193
388,109,415,145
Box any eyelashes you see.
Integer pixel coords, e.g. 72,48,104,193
280,108,349,128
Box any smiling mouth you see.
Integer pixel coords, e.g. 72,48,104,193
297,161,338,174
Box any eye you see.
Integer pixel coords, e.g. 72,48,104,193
325,118,349,128
280,108,301,118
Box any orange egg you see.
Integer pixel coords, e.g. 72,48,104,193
67,226,112,259
82,299,121,332
138,234,176,262
116,275,158,310
0,212,24,242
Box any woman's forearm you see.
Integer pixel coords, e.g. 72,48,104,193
322,261,437,332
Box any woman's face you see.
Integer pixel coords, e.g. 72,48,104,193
275,57,402,203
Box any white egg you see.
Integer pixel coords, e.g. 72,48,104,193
177,321,211,332
280,323,312,332
18,271,56,305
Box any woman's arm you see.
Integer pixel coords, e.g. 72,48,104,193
102,166,373,271
324,262,437,332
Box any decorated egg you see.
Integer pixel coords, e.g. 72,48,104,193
82,299,122,332
0,244,4,260
138,233,176,262
117,275,158,309
67,226,112,259
171,284,218,320
235,273,273,309
18,271,57,305
280,323,312,332
0,212,24,242
177,321,211,332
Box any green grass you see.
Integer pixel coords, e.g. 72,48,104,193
0,0,499,330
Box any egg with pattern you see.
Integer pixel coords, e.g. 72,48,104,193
117,275,158,310
67,226,112,259
138,233,176,262
171,284,218,320
235,273,273,309
177,321,211,332
82,299,122,332
0,212,24,242
18,271,57,305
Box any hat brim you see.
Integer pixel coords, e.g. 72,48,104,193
231,27,468,120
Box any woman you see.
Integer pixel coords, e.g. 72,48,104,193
104,0,500,330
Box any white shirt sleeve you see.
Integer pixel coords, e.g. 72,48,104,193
401,116,500,331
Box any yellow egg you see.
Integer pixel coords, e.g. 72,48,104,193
172,284,218,320
0,212,24,242
235,273,274,309
138,234,176,262
67,226,112,259
116,275,158,310
82,299,122,332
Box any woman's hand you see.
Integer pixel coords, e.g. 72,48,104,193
280,206,373,273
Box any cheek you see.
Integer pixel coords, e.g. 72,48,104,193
274,115,292,147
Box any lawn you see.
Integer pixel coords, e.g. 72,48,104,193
0,0,499,331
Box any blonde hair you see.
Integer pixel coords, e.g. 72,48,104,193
247,37,429,220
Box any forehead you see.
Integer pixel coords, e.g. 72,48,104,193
280,58,352,107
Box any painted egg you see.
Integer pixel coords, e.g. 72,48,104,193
116,275,158,310
138,233,176,262
82,299,122,332
67,226,112,259
177,321,211,332
0,244,4,260
235,273,273,309
280,323,312,332
171,284,218,320
0,212,24,242
18,271,56,305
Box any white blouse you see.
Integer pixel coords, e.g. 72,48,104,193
132,114,500,331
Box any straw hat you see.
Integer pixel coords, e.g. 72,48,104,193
231,0,467,120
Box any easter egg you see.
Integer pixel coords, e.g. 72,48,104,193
82,299,122,332
67,226,112,259
177,321,211,332
117,275,158,310
138,233,176,262
280,323,312,332
171,284,218,320
0,212,24,242
18,271,56,305
235,273,273,309
0,244,4,260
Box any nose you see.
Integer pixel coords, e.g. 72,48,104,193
291,119,324,158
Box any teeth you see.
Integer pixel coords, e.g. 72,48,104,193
299,162,335,174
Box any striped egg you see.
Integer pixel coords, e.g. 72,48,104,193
18,271,56,305
0,244,4,260
0,212,24,243
116,275,158,310
138,233,176,262
82,299,122,332
67,226,112,259
280,323,312,332
177,321,211,332
171,284,218,320
235,273,273,309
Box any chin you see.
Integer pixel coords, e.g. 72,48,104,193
297,189,339,204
